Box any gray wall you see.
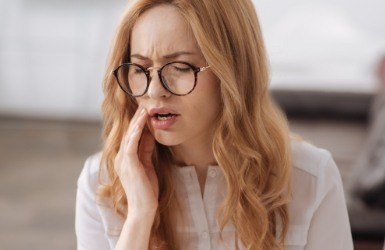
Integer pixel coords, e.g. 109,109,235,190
0,0,126,119
1,0,384,120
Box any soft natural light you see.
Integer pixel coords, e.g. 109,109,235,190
1,0,384,118
252,0,385,93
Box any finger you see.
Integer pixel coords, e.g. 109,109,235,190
117,106,146,173
125,108,149,155
120,106,145,149
138,127,155,167
129,105,145,129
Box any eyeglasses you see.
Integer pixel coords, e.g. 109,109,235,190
112,61,210,97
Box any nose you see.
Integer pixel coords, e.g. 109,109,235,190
146,68,172,99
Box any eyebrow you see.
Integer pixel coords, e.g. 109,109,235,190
130,51,196,60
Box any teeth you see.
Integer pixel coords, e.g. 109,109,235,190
156,113,175,120
158,116,170,120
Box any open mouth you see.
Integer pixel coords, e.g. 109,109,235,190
153,113,178,121
148,108,180,129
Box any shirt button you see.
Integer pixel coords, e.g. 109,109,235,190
201,231,209,239
208,169,217,178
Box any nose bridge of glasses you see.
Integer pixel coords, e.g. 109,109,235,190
146,66,162,73
145,66,162,80
145,65,168,93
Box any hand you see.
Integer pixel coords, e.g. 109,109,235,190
114,106,158,217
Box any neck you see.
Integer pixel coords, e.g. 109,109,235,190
171,135,217,171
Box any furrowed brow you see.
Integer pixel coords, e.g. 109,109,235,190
130,54,149,60
130,51,196,60
163,51,196,59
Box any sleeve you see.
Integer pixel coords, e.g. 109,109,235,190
75,156,111,250
305,156,354,250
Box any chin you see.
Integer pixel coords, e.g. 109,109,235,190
152,130,183,146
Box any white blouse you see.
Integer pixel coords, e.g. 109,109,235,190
75,140,353,249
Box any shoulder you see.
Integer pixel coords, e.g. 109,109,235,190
290,139,342,208
287,139,353,248
76,153,123,249
77,153,103,194
288,138,344,221
290,139,342,195
291,139,333,176
285,139,346,245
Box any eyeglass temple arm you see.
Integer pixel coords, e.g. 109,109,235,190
199,65,210,72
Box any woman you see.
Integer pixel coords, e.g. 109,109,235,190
75,0,353,249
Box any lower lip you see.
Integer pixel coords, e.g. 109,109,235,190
150,115,179,130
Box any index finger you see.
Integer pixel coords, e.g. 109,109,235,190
120,105,145,151
124,108,149,156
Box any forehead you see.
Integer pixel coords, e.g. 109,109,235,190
130,4,200,57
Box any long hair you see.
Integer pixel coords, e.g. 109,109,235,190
98,0,292,249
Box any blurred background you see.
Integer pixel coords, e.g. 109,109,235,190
1,0,385,249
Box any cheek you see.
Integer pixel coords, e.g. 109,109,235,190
205,78,222,111
193,81,221,122
135,97,144,106
208,94,221,122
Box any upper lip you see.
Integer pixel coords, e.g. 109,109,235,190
148,107,180,117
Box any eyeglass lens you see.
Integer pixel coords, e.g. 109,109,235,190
116,62,196,96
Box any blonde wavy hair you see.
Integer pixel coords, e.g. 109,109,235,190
98,0,292,249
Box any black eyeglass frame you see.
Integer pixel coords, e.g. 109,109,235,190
112,61,210,97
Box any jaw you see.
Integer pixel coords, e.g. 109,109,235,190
152,130,182,146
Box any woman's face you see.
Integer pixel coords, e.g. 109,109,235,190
130,4,221,147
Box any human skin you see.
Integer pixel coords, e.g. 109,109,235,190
114,4,222,249
132,5,221,174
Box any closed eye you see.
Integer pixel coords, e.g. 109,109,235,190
173,66,191,72
133,68,143,74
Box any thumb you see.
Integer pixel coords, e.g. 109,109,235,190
138,127,155,167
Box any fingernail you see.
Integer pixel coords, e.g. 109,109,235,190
141,108,146,114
